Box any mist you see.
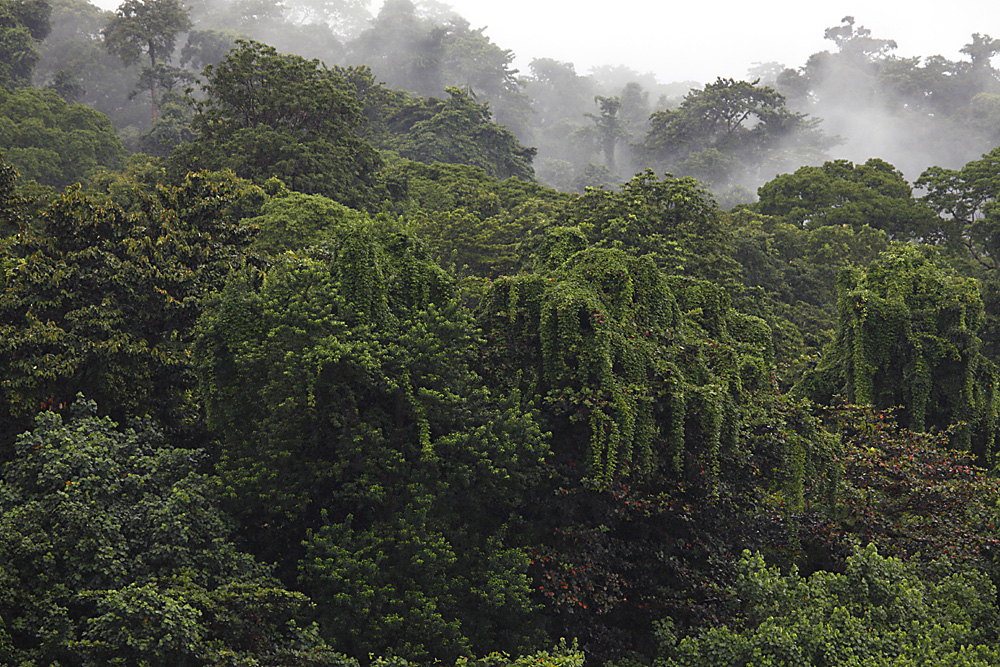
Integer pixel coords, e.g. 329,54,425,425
41,0,1000,199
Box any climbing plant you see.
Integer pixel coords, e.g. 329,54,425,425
194,216,548,661
796,244,1000,460
477,234,839,659
479,243,770,487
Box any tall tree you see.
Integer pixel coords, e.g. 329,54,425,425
584,95,626,173
388,86,536,182
101,0,191,122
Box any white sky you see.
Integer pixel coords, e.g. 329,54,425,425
89,0,998,84
424,0,998,84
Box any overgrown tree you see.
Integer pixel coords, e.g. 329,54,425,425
477,236,838,658
796,244,1000,460
194,216,548,661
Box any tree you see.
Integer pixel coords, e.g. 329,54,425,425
800,405,1000,571
756,158,938,239
388,86,536,181
584,95,627,173
729,208,889,387
0,86,125,189
476,236,838,659
0,170,264,454
559,170,740,289
0,399,346,665
796,244,1000,460
383,159,570,282
0,0,51,87
0,154,25,236
101,0,192,122
643,78,834,191
170,40,383,211
823,15,898,60
194,216,548,660
917,146,1000,273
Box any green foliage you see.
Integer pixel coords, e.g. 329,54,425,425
0,399,343,665
245,186,368,255
0,153,25,236
0,170,264,452
385,159,571,281
757,158,938,239
171,39,383,211
560,170,740,289
0,86,125,188
660,545,1000,667
195,217,548,660
388,86,537,182
477,238,843,658
797,244,1000,459
642,78,834,190
369,640,585,667
0,0,50,87
729,207,890,386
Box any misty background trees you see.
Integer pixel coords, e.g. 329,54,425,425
5,0,1000,665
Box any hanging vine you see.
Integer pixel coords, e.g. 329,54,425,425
479,243,775,488
799,244,1000,461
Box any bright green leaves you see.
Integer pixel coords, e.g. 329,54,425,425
0,86,125,188
0,399,339,665
661,545,1000,667
479,244,769,488
797,244,1000,458
561,170,740,290
757,157,939,239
